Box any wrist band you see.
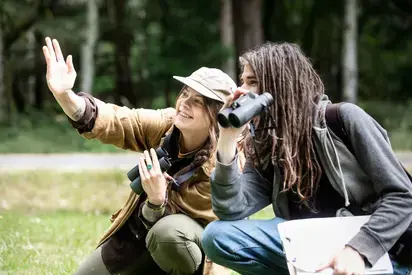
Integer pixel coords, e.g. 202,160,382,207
146,192,168,211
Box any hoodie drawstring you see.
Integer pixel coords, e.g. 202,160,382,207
314,125,351,207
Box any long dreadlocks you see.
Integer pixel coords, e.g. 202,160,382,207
241,42,324,206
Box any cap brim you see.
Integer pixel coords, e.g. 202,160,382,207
173,76,224,103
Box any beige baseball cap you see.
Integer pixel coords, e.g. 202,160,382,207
173,67,236,103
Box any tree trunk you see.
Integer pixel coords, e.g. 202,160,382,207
220,0,236,81
160,0,171,107
232,0,263,79
342,0,358,103
12,75,25,113
263,0,275,41
81,0,99,94
112,0,133,106
34,30,44,110
26,29,36,106
0,22,5,121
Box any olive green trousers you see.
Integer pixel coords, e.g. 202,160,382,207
74,214,204,275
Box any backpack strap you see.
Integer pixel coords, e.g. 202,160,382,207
325,102,353,152
325,103,412,182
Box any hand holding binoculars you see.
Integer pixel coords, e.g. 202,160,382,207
217,92,274,128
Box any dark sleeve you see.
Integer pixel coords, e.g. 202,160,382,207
340,103,412,265
210,154,272,220
67,92,98,134
137,202,170,229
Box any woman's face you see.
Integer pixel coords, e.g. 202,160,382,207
240,64,260,94
174,87,211,135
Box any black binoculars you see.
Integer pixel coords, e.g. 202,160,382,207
217,92,274,128
127,147,172,195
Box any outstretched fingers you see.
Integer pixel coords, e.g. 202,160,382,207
66,55,75,73
52,39,65,62
42,46,51,66
45,37,56,62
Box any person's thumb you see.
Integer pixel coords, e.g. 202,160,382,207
316,256,334,272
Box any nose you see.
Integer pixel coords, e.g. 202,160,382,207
181,96,194,107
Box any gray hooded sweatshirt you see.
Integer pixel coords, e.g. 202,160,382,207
210,95,412,266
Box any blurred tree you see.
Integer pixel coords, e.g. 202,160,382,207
0,11,4,121
26,30,36,106
220,0,236,81
262,0,343,101
0,0,84,119
0,0,412,123
358,0,412,103
342,0,358,103
1,0,57,120
232,0,263,80
108,0,134,105
80,0,99,94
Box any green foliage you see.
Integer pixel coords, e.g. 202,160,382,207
0,111,123,153
0,101,411,153
1,0,412,153
359,27,412,102
360,100,412,150
360,101,412,131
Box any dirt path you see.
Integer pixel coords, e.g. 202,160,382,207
0,153,142,171
1,152,411,171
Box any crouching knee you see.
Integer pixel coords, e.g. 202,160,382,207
146,214,203,275
201,220,234,265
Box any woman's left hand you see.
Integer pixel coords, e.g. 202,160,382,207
316,246,366,275
138,148,168,206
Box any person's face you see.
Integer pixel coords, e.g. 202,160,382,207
174,87,211,134
240,64,260,94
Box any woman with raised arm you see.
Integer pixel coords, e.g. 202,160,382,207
42,37,237,275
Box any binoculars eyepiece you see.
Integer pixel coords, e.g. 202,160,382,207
217,92,274,128
127,147,172,195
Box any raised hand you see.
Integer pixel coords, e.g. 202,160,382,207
42,37,77,95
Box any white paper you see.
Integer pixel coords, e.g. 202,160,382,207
278,215,393,275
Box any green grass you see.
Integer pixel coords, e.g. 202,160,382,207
0,168,410,274
0,113,123,154
0,170,130,215
0,169,275,274
0,212,109,275
389,130,412,151
0,170,130,274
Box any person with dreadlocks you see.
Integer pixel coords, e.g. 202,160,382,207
201,42,412,275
